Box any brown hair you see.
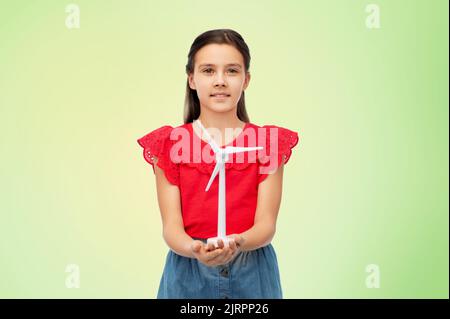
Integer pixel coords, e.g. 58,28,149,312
183,29,251,124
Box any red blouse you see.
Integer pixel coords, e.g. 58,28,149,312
137,122,299,239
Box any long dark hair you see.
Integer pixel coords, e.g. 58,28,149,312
184,29,251,124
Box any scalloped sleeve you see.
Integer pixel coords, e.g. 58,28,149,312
257,125,299,183
137,126,180,186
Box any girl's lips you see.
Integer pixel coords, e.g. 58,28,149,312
211,94,230,99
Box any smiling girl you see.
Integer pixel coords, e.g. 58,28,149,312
138,29,299,299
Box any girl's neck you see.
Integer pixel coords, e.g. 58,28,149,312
195,108,247,147
197,110,245,132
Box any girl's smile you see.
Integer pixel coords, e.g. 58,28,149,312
211,94,230,101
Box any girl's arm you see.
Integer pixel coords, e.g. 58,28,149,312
237,161,285,252
154,161,195,258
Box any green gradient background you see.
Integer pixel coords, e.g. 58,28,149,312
0,0,448,298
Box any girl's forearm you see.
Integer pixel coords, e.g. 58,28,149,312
163,221,275,256
163,225,195,258
238,221,276,252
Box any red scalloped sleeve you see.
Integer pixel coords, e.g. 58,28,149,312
137,126,180,186
258,126,299,183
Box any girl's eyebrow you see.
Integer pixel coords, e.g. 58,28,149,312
198,63,242,69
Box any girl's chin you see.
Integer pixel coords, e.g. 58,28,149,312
205,104,236,113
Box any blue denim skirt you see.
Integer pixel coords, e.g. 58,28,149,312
157,238,283,299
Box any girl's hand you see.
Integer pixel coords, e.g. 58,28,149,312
191,239,239,267
226,234,245,248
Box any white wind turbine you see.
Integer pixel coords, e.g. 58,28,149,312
195,119,263,248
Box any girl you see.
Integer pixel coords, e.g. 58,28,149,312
137,29,299,299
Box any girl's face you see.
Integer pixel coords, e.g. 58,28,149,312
188,43,250,115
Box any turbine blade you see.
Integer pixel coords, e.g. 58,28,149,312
205,162,221,191
208,139,221,154
224,146,264,154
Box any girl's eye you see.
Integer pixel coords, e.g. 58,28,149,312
202,69,239,73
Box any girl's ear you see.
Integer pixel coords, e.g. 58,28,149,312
243,72,251,90
188,73,196,90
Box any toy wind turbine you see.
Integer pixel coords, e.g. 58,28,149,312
195,119,263,248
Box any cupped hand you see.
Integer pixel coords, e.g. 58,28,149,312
191,237,241,267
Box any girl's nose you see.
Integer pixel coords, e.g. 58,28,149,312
213,72,227,86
